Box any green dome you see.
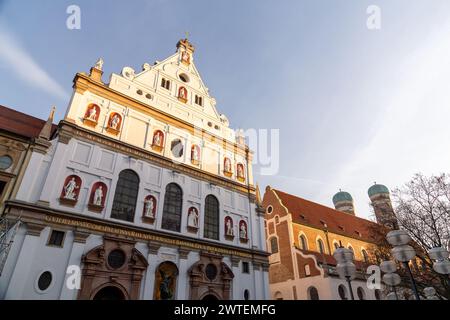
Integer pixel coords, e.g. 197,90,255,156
332,191,353,204
368,184,390,197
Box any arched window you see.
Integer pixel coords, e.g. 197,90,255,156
338,284,348,300
111,170,140,222
333,241,340,251
348,245,354,253
204,195,219,240
274,291,283,300
299,234,308,250
317,238,325,254
357,287,366,300
308,286,319,300
161,183,183,232
244,289,250,300
362,249,369,263
269,237,279,253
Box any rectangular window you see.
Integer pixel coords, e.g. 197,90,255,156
242,261,250,274
195,95,203,106
48,230,65,247
161,78,170,90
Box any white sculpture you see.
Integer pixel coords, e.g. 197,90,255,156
144,197,155,218
226,219,233,236
179,88,186,99
88,107,97,121
182,51,190,63
192,146,199,161
93,186,103,206
63,177,79,200
187,208,198,227
95,58,104,70
153,132,162,146
240,223,247,239
225,158,231,172
237,164,244,177
110,114,120,129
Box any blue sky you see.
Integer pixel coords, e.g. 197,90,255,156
1,0,450,220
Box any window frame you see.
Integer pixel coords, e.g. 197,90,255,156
161,183,183,232
110,169,140,222
203,194,220,240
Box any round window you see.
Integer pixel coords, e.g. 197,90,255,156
266,206,273,214
108,249,126,269
0,155,13,170
37,271,52,291
205,264,217,281
171,139,184,158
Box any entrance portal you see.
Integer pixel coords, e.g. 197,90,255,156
93,286,125,300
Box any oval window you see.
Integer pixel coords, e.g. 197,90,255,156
205,264,217,281
38,271,52,291
0,155,13,170
171,139,184,158
108,249,126,269
179,73,189,83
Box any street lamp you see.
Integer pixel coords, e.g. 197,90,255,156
386,230,421,300
427,246,450,289
380,260,401,300
334,247,356,300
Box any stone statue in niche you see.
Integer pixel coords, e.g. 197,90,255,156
179,87,187,99
226,218,233,236
153,131,162,146
63,177,79,200
87,107,97,121
181,51,190,64
144,197,155,218
187,208,199,228
224,158,232,173
159,269,174,300
240,222,247,239
93,185,103,206
192,146,199,161
237,164,244,178
109,114,120,130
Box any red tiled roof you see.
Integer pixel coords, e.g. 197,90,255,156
273,189,379,243
0,105,57,139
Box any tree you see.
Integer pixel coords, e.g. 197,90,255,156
372,173,450,299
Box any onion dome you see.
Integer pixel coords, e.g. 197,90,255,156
368,184,389,197
332,191,353,205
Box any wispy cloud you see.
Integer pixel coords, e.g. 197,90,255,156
0,25,69,100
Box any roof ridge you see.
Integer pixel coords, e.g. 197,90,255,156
0,104,48,123
272,188,378,226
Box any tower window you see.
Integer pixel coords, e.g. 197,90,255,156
195,95,203,106
47,230,65,247
161,78,171,90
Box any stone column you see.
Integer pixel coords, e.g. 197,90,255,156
5,223,45,299
252,261,262,300
59,229,90,300
176,247,190,299
261,263,270,300
142,242,161,299
231,255,240,300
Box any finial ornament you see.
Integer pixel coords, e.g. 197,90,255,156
185,31,190,40
94,58,104,71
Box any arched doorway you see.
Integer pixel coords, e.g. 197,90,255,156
93,286,125,300
202,294,219,301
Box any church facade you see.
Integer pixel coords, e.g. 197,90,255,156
263,185,397,300
0,39,270,300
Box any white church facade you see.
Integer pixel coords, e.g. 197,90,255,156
0,39,270,300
